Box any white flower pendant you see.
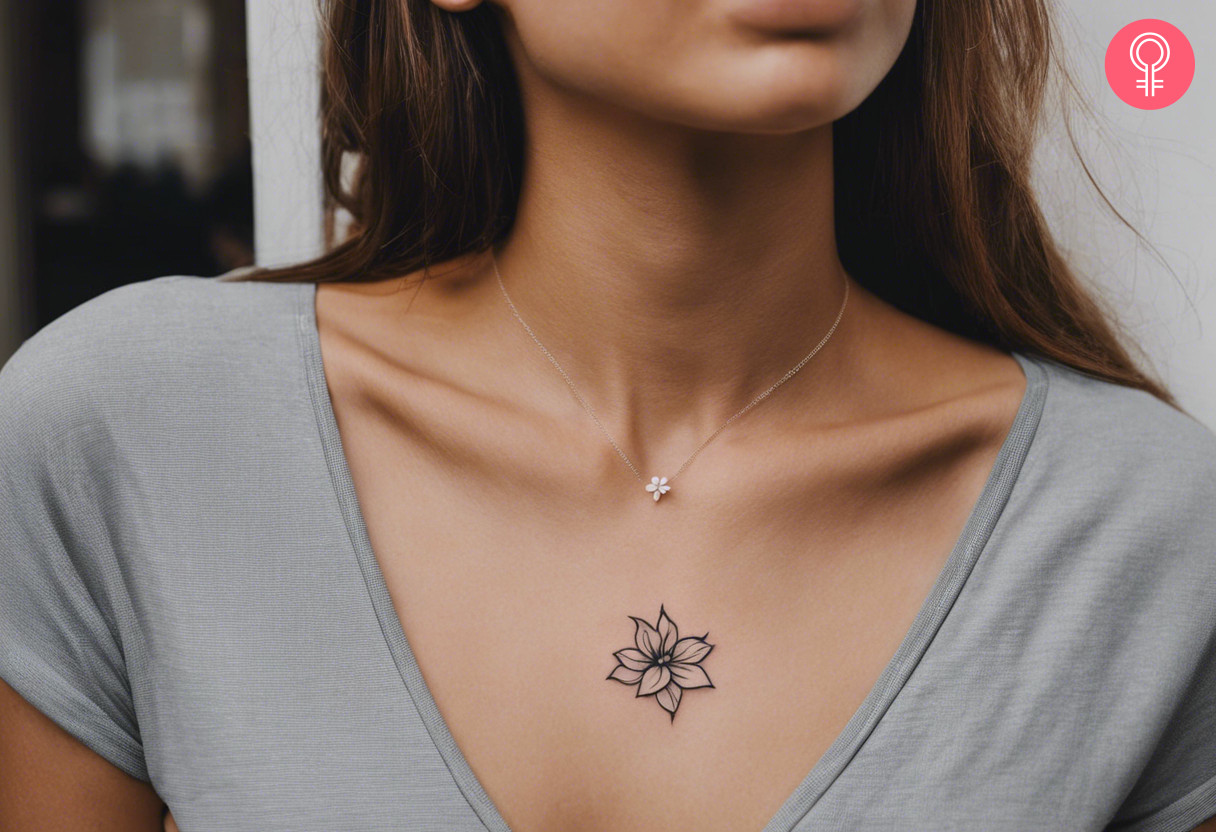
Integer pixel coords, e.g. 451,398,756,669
645,476,671,502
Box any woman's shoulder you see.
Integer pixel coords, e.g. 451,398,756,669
0,273,310,517
1024,350,1216,483
2,272,302,382
1018,355,1216,830
1013,350,1216,580
0,273,305,439
0,269,305,784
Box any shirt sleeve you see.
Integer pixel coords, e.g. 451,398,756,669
1106,436,1216,832
0,305,150,783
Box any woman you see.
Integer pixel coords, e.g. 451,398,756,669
2,0,1214,829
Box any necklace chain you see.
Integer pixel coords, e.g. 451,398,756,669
492,252,849,498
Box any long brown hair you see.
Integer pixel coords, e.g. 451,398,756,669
231,0,1181,408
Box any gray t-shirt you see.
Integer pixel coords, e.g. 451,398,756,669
1,274,1214,832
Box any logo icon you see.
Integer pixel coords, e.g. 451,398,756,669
1130,32,1169,97
1106,20,1194,109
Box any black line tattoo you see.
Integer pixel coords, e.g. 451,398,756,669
606,604,715,722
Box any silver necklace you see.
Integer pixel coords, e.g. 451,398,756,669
492,253,849,503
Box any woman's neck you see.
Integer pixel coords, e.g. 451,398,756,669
484,102,858,433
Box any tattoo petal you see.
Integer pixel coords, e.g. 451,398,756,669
613,648,652,671
656,605,678,654
668,661,713,689
655,680,682,718
630,616,662,658
607,664,644,685
671,636,713,664
636,663,671,696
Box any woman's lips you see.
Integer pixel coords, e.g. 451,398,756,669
727,0,862,34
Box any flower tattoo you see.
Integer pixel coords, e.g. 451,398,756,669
606,604,714,722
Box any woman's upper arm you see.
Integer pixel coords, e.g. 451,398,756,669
0,676,164,831
0,290,169,828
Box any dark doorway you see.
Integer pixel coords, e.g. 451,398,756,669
6,0,252,333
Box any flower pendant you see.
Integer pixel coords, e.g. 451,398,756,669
645,476,671,502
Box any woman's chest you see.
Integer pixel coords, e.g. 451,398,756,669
325,412,1024,832
132,440,1150,832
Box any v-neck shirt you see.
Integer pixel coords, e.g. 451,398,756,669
1,274,1215,831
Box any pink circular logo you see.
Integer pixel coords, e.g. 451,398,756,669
1105,19,1195,109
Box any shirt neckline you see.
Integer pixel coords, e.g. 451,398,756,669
294,279,1051,832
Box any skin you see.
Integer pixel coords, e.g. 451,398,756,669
4,0,1212,830
0,677,166,830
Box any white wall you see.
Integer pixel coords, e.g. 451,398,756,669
1033,2,1215,427
244,0,1216,426
246,0,323,267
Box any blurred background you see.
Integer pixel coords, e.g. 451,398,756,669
0,1,1212,426
0,0,252,355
